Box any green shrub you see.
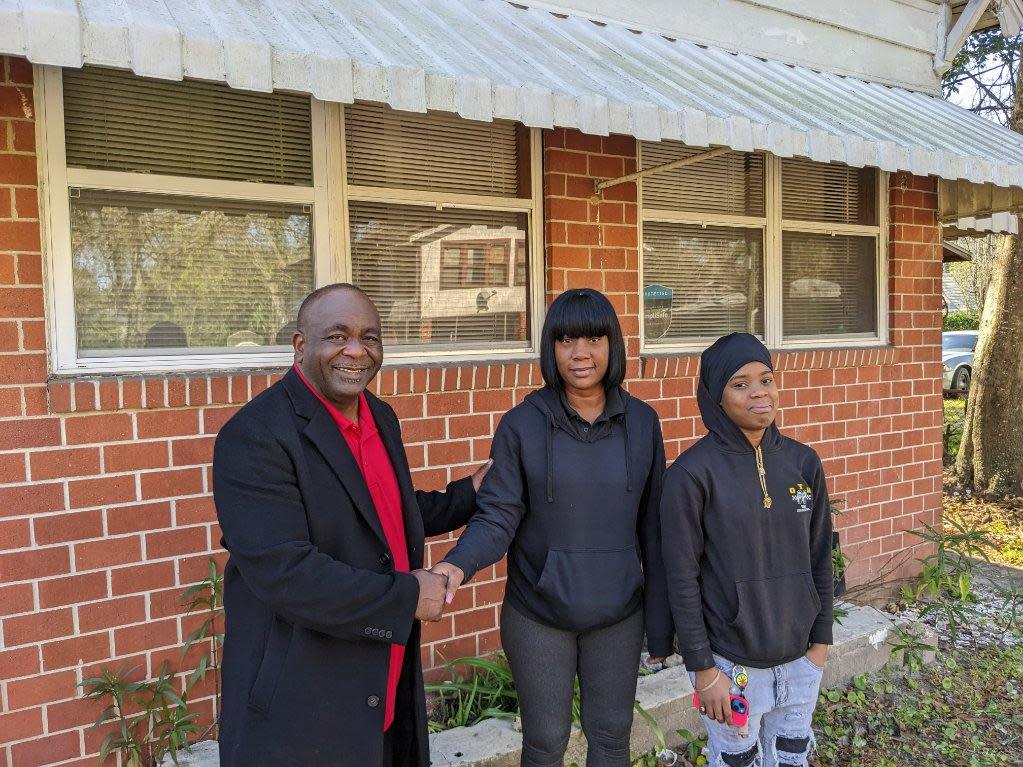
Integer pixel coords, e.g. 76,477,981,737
943,310,980,330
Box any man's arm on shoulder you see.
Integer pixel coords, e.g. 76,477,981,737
213,413,419,643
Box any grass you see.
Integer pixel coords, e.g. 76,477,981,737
945,494,1023,568
943,397,966,457
811,643,1023,767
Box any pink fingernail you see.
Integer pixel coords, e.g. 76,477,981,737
446,594,454,604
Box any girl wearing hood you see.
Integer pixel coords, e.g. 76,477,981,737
661,333,833,767
431,288,674,767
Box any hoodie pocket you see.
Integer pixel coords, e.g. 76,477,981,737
726,572,821,662
535,546,643,631
248,615,293,714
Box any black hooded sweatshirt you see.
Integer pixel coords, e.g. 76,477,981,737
442,386,675,658
661,334,834,672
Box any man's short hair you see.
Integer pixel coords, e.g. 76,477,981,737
295,283,372,334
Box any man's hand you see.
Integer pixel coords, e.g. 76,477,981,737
412,569,447,621
806,643,828,669
471,459,494,492
694,668,731,725
431,561,465,605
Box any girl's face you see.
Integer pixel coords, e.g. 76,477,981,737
720,361,778,432
555,335,609,395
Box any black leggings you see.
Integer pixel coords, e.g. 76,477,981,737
500,601,644,767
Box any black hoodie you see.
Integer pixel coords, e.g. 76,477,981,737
443,386,675,657
661,336,834,671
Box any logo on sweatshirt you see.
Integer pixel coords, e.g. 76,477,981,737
789,483,812,513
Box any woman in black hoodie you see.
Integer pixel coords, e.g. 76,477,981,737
432,288,674,767
661,333,833,767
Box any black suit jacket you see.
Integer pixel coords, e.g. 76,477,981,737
213,369,476,766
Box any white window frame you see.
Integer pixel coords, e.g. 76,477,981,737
334,104,545,366
36,66,544,375
638,146,888,354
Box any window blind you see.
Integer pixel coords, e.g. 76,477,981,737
62,67,313,186
781,232,876,337
348,201,529,348
641,141,765,217
781,158,877,225
642,221,764,342
344,103,526,197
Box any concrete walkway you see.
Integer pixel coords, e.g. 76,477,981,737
162,604,928,767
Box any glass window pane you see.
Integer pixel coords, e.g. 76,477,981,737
642,221,764,343
70,190,313,356
781,158,877,225
641,142,765,217
349,202,530,350
782,232,877,337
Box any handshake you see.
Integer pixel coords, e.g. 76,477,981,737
411,562,466,622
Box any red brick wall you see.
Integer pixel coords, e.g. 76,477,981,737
0,56,942,766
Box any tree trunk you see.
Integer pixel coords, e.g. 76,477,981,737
954,53,1023,497
955,230,1023,495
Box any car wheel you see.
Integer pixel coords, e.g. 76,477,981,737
953,367,971,398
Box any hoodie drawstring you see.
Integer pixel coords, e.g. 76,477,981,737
754,444,772,509
622,416,632,492
546,413,555,503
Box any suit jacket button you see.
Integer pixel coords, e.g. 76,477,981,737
385,630,393,639
367,695,380,707
364,627,372,635
379,553,391,565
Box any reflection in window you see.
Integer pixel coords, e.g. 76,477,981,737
349,202,529,349
70,190,312,356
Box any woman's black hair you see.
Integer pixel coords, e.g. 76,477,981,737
539,288,626,392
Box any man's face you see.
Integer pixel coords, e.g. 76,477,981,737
294,289,384,406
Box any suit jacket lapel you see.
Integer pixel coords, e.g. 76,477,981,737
284,371,389,550
367,393,425,569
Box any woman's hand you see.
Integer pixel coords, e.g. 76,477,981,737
805,643,828,669
430,561,465,604
694,668,731,725
470,459,494,491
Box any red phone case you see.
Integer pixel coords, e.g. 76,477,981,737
692,691,750,727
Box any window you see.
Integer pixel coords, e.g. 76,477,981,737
342,104,541,356
39,67,542,372
640,142,885,350
39,66,324,373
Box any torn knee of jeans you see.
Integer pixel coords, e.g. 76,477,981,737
718,744,759,767
775,732,815,765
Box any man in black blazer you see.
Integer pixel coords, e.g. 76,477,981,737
213,283,489,766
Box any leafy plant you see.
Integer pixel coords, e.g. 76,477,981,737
674,729,708,766
888,625,936,673
80,559,223,764
425,653,519,732
181,558,224,738
942,310,981,330
907,516,993,640
79,662,199,767
631,700,678,766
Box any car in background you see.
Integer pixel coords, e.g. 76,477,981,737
942,330,978,397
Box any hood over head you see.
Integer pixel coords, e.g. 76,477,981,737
697,333,780,452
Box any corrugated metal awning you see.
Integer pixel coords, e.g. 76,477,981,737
7,0,1023,190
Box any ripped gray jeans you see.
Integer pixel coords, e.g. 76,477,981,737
688,653,823,767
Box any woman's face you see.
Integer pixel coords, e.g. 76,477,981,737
555,335,609,395
720,361,778,432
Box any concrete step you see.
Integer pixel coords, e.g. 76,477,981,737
161,604,931,767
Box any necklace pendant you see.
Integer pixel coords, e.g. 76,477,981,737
763,496,772,509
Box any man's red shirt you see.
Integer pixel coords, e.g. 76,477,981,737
293,365,409,731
